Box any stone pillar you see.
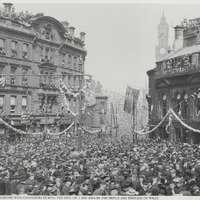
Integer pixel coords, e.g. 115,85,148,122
80,32,86,43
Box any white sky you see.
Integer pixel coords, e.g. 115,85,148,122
2,1,200,93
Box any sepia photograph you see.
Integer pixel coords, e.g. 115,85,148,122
0,0,200,198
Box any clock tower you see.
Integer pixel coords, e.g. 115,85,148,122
155,12,170,61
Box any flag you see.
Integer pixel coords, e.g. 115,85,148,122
124,86,140,115
0,76,5,87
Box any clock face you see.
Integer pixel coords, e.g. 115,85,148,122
160,33,165,39
159,48,166,55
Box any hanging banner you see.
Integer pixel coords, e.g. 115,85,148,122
124,86,140,115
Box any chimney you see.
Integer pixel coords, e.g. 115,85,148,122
80,32,86,43
3,3,13,17
68,26,75,38
61,21,69,32
173,25,184,51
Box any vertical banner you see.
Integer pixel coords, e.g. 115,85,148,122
192,53,199,67
124,86,140,115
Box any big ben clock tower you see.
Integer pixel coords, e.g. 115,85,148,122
155,12,170,61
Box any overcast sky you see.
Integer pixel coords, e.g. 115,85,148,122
4,2,200,93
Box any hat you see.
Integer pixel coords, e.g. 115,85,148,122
126,188,139,196
173,177,182,183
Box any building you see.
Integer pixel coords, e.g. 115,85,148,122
147,15,200,144
0,3,87,135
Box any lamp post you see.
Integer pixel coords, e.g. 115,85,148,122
77,56,92,151
78,75,83,152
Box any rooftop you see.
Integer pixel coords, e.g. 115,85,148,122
158,44,200,62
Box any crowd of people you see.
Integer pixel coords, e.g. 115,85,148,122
0,131,200,196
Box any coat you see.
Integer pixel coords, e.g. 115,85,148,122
0,179,6,195
61,185,71,195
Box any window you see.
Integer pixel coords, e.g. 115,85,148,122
10,96,16,114
49,72,53,85
11,41,17,58
162,94,167,117
49,49,54,64
22,44,28,60
62,53,65,67
73,57,77,69
0,39,3,48
11,41,17,50
0,96,4,110
182,93,188,118
40,47,44,62
176,93,181,114
22,96,27,111
79,56,83,72
11,67,16,85
45,48,50,62
0,39,5,55
197,92,200,116
68,75,71,86
68,55,72,68
45,72,49,85
22,68,28,86
73,76,77,87
0,66,4,75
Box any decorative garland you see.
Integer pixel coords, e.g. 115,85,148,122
134,109,170,135
0,117,74,136
58,81,78,117
48,122,74,136
135,108,200,135
58,79,79,98
165,113,173,134
81,125,101,134
170,109,200,133
58,77,93,117
0,118,26,135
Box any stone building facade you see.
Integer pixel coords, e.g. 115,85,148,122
147,16,200,144
0,3,87,135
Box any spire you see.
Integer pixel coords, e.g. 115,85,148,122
161,10,166,24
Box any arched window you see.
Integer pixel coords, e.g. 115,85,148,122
45,72,49,85
162,94,167,117
197,92,200,116
40,71,44,86
182,93,188,118
176,93,181,114
49,72,53,85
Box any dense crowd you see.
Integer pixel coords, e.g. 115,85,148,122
0,132,200,196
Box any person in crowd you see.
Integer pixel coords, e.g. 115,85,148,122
0,132,200,196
